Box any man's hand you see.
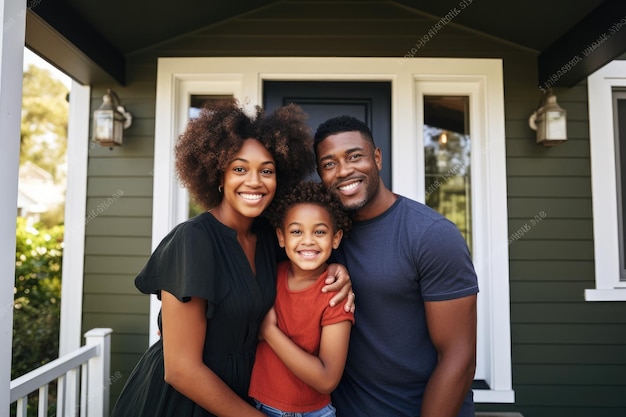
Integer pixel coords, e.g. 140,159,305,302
323,263,355,313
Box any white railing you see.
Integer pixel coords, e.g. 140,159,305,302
10,328,112,417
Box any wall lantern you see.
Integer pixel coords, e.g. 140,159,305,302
93,89,133,147
528,90,567,147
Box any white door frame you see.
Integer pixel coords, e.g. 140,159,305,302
153,57,514,403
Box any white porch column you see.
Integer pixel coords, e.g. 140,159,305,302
59,81,91,355
0,0,26,412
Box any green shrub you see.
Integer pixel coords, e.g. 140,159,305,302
12,217,63,379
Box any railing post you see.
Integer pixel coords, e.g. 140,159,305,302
84,328,112,417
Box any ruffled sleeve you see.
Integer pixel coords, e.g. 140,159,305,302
134,218,220,312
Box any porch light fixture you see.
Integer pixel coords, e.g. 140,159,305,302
528,89,567,147
93,89,132,147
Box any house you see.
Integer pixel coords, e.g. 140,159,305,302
2,0,626,415
17,161,65,223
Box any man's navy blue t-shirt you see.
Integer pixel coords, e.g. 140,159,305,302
331,196,478,417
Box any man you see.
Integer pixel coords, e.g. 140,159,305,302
314,115,478,417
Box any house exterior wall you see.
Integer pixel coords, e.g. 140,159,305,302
81,1,625,414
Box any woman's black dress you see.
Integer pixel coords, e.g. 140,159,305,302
110,213,277,417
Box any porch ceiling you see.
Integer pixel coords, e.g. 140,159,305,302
26,0,626,87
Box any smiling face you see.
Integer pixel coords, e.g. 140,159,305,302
316,130,383,215
276,203,343,277
220,138,277,221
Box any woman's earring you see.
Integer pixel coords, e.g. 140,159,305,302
218,185,223,193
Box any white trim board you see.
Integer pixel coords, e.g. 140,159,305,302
586,60,626,302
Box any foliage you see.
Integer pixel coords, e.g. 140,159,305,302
12,217,63,380
189,197,205,218
21,65,69,182
39,202,66,229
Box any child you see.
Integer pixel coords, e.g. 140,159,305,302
249,181,354,417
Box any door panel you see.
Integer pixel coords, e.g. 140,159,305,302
263,81,392,187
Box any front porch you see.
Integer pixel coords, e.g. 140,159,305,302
10,329,524,417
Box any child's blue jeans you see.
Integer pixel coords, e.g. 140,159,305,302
254,400,336,417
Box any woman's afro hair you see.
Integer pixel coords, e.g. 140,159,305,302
266,181,351,234
175,98,316,210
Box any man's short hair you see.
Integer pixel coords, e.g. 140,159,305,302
314,115,376,149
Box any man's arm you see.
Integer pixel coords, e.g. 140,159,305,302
421,294,477,417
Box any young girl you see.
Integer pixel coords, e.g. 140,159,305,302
249,181,354,417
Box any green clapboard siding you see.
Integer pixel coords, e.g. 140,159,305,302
83,312,148,335
512,303,626,323
83,274,140,294
80,1,626,413
509,260,594,280
507,197,593,218
514,364,626,385
85,217,151,237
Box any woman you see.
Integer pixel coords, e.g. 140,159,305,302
110,99,353,417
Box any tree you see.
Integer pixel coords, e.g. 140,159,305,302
20,65,69,182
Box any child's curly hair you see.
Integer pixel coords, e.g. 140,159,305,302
175,98,315,210
266,181,351,234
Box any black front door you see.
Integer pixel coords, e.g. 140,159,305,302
263,81,392,187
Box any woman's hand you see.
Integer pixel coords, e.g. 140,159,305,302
322,263,355,313
259,307,278,341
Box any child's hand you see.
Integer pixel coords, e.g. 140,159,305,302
259,307,278,341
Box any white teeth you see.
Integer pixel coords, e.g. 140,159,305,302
299,251,318,258
339,182,359,191
240,193,263,201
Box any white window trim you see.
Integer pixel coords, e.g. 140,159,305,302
586,60,626,302
153,57,514,402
